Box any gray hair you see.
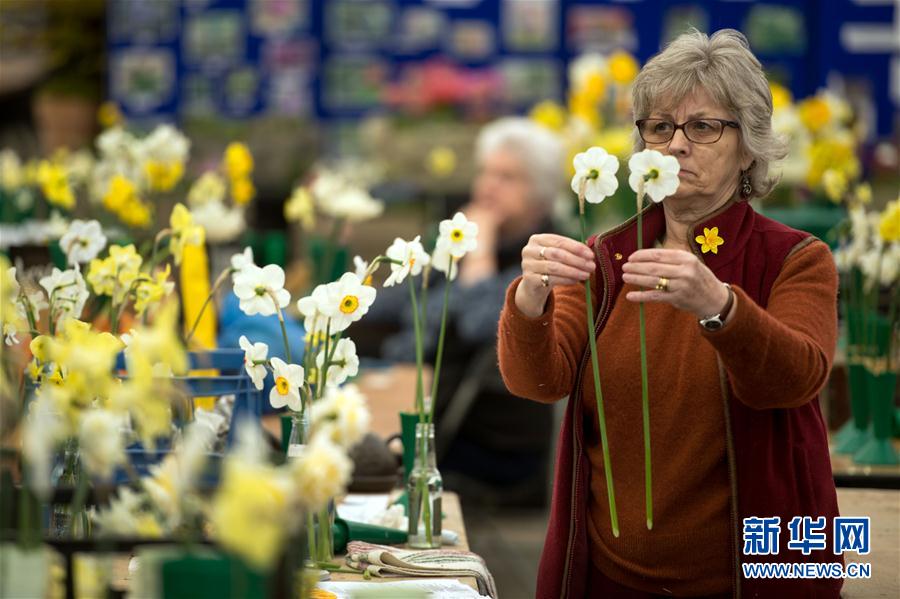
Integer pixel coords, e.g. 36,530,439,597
475,117,565,211
632,29,787,200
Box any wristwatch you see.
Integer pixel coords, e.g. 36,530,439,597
699,284,734,331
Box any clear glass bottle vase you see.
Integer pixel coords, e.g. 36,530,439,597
287,411,309,459
406,422,442,548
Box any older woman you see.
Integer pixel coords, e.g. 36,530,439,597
367,117,565,504
498,30,841,598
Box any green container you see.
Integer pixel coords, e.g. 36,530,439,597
160,552,270,599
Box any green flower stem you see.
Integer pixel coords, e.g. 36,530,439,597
635,194,653,531
69,464,90,538
268,291,292,364
184,267,232,345
316,505,332,561
887,286,899,371
579,209,619,538
428,256,454,424
306,511,317,563
151,228,171,267
407,276,433,544
408,278,425,421
318,320,332,399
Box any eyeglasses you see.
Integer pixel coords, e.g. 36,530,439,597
635,118,740,144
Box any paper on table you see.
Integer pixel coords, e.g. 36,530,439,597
337,494,393,523
317,578,490,598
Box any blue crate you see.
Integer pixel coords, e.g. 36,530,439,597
116,349,263,478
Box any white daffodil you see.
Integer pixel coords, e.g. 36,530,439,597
39,267,89,323
316,338,359,387
571,147,620,204
431,242,459,281
321,186,385,222
232,264,291,316
311,383,370,449
297,291,324,335
239,335,269,390
79,410,126,480
22,394,65,498
60,219,106,265
290,434,352,512
230,247,255,273
140,124,190,164
268,357,304,411
628,149,681,203
191,200,245,243
3,322,18,345
437,212,479,259
353,255,369,280
384,236,430,287
318,272,376,333
860,244,900,289
16,288,48,327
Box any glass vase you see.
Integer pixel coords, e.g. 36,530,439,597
286,411,308,459
407,422,442,549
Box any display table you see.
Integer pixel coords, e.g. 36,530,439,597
831,439,900,489
329,491,480,592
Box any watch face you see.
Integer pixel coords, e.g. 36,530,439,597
701,318,723,331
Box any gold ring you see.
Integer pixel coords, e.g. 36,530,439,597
655,277,669,292
539,246,547,260
541,274,550,287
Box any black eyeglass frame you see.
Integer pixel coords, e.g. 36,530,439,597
635,118,741,144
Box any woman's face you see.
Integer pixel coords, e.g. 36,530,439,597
471,147,534,222
644,87,750,206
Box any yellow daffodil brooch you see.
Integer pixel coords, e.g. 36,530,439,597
696,226,725,254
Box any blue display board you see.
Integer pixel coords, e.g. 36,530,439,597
107,0,897,136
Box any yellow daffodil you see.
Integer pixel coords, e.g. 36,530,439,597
695,227,725,254
529,100,567,131
143,160,184,192
0,149,23,190
133,266,174,317
103,176,135,212
187,171,227,207
284,186,316,230
230,176,255,205
608,50,639,85
426,146,457,178
594,127,634,160
769,82,792,110
806,136,860,189
97,102,123,129
569,90,602,128
168,203,206,265
223,142,254,181
582,72,607,101
210,458,292,571
798,96,832,133
30,335,52,362
822,169,848,203
37,161,75,209
853,183,872,206
879,199,900,243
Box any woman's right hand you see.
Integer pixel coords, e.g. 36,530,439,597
514,233,596,318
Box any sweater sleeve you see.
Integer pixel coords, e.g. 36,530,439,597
701,239,838,410
496,276,597,402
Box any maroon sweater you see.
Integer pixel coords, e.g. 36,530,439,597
498,200,842,598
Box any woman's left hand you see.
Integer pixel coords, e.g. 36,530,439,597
622,248,730,319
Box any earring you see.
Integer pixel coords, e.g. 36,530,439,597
740,171,752,199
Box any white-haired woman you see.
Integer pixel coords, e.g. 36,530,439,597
498,30,841,598
368,117,566,505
